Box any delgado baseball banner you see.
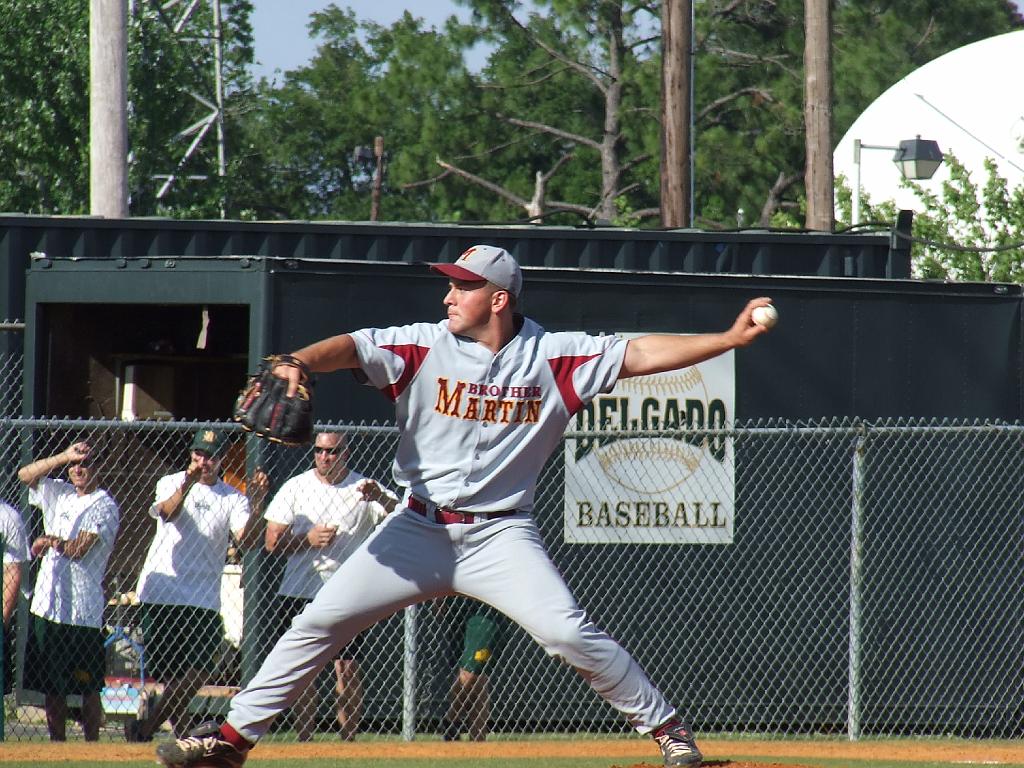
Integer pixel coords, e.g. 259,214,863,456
563,335,735,545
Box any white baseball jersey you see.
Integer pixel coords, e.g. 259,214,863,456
27,479,120,628
350,318,626,511
136,472,250,611
264,468,395,599
1,501,29,600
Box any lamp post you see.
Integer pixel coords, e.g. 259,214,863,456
370,136,384,221
851,136,944,224
353,136,386,221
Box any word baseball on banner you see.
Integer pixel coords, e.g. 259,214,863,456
563,335,735,545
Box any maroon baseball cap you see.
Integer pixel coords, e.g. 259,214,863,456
430,245,523,298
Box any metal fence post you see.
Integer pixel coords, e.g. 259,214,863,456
847,426,867,741
1,532,4,742
240,434,275,689
401,604,418,740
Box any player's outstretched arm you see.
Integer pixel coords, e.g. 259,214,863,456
275,334,361,397
619,297,773,380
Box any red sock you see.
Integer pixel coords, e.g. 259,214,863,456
220,722,253,751
653,720,681,738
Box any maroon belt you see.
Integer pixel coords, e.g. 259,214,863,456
407,496,517,525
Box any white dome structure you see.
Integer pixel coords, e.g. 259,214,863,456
834,30,1024,222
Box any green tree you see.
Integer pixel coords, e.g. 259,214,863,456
426,0,1021,227
907,156,1024,281
692,0,1022,227
0,0,255,217
836,153,1024,281
231,6,495,221
4,0,1020,226
132,0,256,216
234,0,665,224
427,0,663,224
0,0,90,213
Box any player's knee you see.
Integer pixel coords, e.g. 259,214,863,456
539,621,626,672
538,622,590,659
291,605,348,636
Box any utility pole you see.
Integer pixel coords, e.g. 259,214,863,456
660,0,692,228
371,136,385,221
90,0,128,217
803,0,834,231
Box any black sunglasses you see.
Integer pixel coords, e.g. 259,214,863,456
314,446,340,455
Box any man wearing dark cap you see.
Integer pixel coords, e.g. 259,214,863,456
157,245,774,768
130,429,258,741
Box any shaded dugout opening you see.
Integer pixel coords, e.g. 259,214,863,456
36,303,248,420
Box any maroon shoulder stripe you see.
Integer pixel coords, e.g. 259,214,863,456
380,344,431,401
548,354,599,416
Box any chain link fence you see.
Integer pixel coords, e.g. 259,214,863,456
1,409,1021,741
0,321,22,418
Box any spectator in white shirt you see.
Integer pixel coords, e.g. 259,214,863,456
17,441,120,741
1,498,29,696
130,429,264,742
264,431,397,741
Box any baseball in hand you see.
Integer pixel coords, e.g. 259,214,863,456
751,304,779,329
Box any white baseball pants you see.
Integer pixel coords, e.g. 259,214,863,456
226,509,677,742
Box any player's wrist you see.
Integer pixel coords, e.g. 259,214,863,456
271,353,312,381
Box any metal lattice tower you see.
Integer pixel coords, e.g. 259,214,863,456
145,0,227,211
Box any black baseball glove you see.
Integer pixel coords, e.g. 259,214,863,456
233,354,314,446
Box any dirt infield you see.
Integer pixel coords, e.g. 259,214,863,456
1,738,1023,765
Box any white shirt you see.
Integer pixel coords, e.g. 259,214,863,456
351,318,625,512
28,479,120,628
0,501,29,600
265,468,394,599
136,472,250,611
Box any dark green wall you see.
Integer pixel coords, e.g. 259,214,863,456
24,255,1023,421
12,218,1023,734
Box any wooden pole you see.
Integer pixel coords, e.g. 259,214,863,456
660,0,692,228
89,0,128,218
803,0,833,231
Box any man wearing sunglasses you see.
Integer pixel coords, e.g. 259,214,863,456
17,440,120,741
158,245,773,768
263,430,397,742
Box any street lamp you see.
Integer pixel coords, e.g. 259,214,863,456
851,136,943,224
353,136,386,221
